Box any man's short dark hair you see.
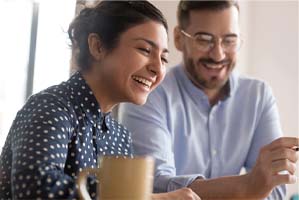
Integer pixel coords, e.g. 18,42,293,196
177,0,239,29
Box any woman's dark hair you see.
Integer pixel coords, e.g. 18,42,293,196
68,1,168,71
177,0,239,29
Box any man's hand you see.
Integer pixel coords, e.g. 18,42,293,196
151,188,201,200
246,137,299,198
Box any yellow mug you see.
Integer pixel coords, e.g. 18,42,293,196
77,156,154,200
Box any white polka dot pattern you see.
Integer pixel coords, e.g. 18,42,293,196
0,72,133,199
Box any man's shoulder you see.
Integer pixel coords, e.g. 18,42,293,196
236,74,270,92
233,74,274,100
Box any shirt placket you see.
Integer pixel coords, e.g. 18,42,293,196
207,104,221,178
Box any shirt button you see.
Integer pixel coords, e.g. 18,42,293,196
212,149,217,156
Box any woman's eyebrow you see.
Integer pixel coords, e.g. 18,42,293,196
134,38,169,54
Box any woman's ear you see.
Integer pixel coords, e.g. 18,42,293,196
88,33,104,61
174,26,183,52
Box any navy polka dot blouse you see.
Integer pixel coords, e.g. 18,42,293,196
0,71,133,199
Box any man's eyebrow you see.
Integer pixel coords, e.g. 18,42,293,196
194,31,213,37
224,33,239,37
134,38,169,53
194,31,239,38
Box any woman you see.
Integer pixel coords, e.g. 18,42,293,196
0,1,200,200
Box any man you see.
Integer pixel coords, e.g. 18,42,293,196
119,1,298,199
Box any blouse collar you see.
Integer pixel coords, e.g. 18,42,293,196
67,71,112,130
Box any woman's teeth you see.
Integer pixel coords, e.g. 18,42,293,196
132,76,152,88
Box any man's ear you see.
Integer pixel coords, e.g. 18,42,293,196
88,33,104,61
174,26,183,52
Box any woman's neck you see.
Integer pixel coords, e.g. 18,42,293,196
81,70,117,113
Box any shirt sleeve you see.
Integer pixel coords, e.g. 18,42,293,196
119,89,204,193
9,93,94,199
244,82,286,199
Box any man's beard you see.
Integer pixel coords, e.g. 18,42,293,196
184,57,235,90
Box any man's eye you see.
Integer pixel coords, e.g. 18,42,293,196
223,38,237,46
196,39,212,45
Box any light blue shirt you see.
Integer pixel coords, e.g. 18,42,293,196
119,64,285,199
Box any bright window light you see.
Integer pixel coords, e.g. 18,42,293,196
33,0,76,93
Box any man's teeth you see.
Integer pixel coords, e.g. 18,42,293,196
205,63,223,69
132,76,152,88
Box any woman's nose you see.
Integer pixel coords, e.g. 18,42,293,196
148,56,165,77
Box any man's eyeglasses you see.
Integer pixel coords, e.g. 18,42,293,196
180,29,242,53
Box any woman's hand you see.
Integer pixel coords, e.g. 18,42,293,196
151,187,201,200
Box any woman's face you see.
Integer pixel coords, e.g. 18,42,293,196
96,21,169,105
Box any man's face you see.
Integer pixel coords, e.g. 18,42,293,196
176,7,240,91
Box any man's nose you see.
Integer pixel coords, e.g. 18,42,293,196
208,42,226,62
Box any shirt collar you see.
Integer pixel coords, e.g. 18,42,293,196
67,71,112,130
227,70,238,97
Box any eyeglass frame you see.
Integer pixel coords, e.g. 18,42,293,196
180,29,243,53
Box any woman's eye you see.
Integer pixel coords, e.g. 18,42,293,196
138,48,150,54
161,57,168,64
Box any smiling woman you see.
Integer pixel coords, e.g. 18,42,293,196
0,1,201,200
68,2,169,108
0,1,187,200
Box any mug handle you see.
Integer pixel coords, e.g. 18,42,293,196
77,168,99,200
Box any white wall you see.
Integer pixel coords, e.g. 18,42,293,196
244,1,298,137
242,2,298,197
151,0,298,198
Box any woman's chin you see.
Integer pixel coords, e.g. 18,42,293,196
131,95,148,105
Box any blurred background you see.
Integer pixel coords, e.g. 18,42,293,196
0,0,298,198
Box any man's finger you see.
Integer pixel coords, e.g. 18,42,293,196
268,137,299,151
272,173,297,185
270,148,299,162
271,159,297,175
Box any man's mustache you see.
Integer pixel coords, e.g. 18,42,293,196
198,58,230,66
